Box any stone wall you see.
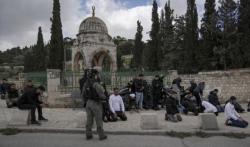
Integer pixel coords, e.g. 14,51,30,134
169,69,250,102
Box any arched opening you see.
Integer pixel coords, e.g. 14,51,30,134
74,52,85,72
91,51,113,71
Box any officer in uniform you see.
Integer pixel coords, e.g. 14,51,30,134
82,69,107,141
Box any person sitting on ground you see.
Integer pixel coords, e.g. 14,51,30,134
109,88,127,121
225,96,245,113
17,85,48,125
165,88,182,123
181,90,198,116
225,96,248,128
6,83,19,108
201,100,218,116
172,77,183,91
208,89,224,112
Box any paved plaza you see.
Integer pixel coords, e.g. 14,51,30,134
0,100,250,135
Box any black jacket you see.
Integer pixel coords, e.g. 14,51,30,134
134,79,144,92
8,89,19,99
17,90,42,107
208,91,220,106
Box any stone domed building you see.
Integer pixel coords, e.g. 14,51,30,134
70,7,117,72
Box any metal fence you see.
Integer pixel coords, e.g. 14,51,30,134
59,70,171,93
20,72,47,88
15,70,171,94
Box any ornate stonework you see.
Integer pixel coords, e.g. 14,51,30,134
71,7,117,72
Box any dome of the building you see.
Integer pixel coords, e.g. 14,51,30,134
79,16,108,34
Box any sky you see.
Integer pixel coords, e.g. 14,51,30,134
0,0,209,51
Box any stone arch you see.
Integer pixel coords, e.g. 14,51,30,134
73,51,86,72
89,48,116,71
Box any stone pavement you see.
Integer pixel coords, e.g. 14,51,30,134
1,133,250,147
0,100,250,135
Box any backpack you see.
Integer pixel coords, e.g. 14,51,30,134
84,81,99,102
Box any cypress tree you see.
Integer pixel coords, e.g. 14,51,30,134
148,0,160,71
48,0,64,70
238,0,250,67
34,26,47,71
200,0,218,70
183,0,199,73
132,20,144,69
216,0,238,69
161,0,175,70
173,15,186,72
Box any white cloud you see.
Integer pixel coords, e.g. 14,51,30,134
0,0,82,51
0,0,213,51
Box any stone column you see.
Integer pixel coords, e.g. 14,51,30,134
47,69,61,106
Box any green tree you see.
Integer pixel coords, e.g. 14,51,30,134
238,0,250,67
34,27,47,71
173,15,186,72
160,0,175,70
113,36,134,70
148,0,160,70
183,0,199,73
24,46,35,72
216,0,238,69
200,0,218,70
132,20,144,69
48,0,64,70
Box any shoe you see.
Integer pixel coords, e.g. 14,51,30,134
38,117,48,121
176,114,182,121
31,121,41,125
99,135,107,141
225,120,232,126
86,135,93,140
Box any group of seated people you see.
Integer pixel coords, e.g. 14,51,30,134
116,75,249,128
0,79,48,125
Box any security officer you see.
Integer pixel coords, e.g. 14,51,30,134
152,75,163,110
83,69,107,141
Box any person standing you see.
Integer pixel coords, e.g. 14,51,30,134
225,96,248,128
0,79,10,99
23,80,35,93
109,88,127,121
83,69,107,141
152,75,163,110
17,86,48,125
193,82,205,109
134,74,144,110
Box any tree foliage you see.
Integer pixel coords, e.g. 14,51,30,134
48,0,64,70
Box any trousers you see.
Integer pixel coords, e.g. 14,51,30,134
18,104,43,121
85,100,105,138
